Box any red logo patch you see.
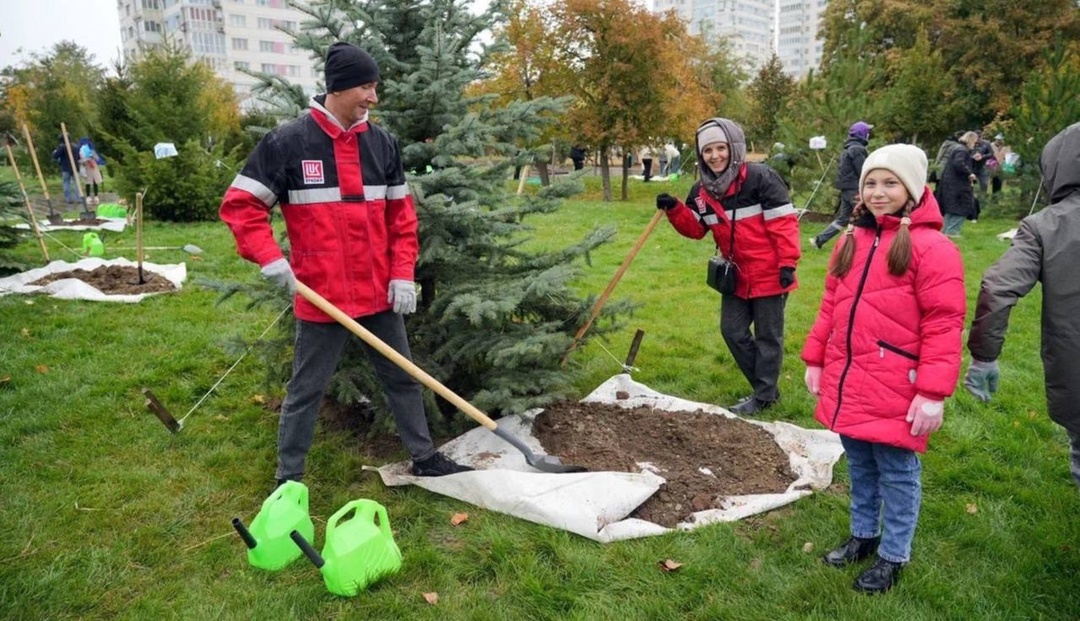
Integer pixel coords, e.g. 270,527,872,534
301,160,324,184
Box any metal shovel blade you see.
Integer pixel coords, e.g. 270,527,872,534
493,426,586,473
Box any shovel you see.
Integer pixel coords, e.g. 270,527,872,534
295,280,585,474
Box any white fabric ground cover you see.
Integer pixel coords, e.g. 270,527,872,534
369,374,844,542
16,217,127,232
0,257,187,302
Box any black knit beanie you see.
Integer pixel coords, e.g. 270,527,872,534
324,42,380,92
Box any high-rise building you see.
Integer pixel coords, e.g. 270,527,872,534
117,0,321,108
776,0,827,78
653,0,775,73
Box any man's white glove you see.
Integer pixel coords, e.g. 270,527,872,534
388,279,417,315
804,366,822,397
260,258,296,295
906,394,944,436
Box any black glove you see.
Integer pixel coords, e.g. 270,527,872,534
656,194,678,211
779,266,796,288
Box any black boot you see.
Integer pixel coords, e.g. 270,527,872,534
853,556,904,594
822,535,880,567
411,452,474,476
729,395,777,416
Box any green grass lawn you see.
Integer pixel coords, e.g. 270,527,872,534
1,175,1077,619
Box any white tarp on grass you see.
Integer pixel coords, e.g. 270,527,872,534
0,257,187,302
16,217,127,232
368,374,845,542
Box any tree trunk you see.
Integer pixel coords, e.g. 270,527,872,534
600,146,612,202
535,160,551,186
621,149,630,201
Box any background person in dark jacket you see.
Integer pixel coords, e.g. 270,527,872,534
655,118,801,415
937,131,978,236
51,136,79,205
965,121,1080,490
809,121,871,249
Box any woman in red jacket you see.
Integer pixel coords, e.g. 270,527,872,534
656,118,801,415
801,144,965,594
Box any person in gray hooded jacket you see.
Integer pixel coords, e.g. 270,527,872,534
965,121,1080,489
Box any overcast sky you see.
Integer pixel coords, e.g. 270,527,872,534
1,0,124,69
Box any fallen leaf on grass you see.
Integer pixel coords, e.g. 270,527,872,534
802,542,814,553
0,374,10,384
1013,420,1020,428
422,592,439,605
34,365,49,374
965,503,978,514
450,512,469,526
24,300,33,305
21,328,30,338
658,559,683,572
191,255,203,262
252,394,266,404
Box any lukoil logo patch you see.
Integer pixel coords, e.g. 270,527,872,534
302,160,324,184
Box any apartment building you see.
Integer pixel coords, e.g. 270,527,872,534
776,0,827,78
653,0,775,73
117,0,321,108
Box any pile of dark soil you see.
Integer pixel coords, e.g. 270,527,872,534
30,265,176,294
533,401,797,527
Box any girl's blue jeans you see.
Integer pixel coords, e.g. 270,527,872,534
840,435,922,564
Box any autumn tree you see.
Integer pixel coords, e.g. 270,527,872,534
547,0,718,200
820,0,1080,124
478,0,572,185
0,42,105,169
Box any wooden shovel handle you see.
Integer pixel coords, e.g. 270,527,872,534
561,209,664,365
295,280,498,431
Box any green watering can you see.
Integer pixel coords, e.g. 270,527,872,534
231,480,315,571
96,203,127,218
291,499,402,597
81,232,104,257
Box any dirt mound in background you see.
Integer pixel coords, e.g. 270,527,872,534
533,401,796,527
30,265,176,295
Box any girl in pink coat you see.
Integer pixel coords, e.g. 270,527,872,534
801,144,966,594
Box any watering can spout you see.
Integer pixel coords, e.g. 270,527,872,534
232,517,258,550
290,530,325,569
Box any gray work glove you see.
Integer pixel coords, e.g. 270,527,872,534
388,279,417,315
260,258,296,295
964,359,1000,402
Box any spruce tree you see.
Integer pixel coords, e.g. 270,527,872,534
232,0,633,432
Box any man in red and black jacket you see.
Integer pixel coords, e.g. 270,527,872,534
656,118,801,415
221,42,471,483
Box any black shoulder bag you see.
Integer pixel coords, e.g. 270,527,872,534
706,210,737,295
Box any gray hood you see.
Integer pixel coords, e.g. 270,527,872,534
1040,121,1080,204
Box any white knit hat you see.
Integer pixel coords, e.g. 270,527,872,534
697,125,727,154
859,144,928,203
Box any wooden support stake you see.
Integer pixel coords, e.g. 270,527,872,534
143,388,181,434
60,123,90,218
561,210,664,366
135,192,145,283
516,164,529,195
21,123,56,220
3,140,50,262
623,329,646,372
